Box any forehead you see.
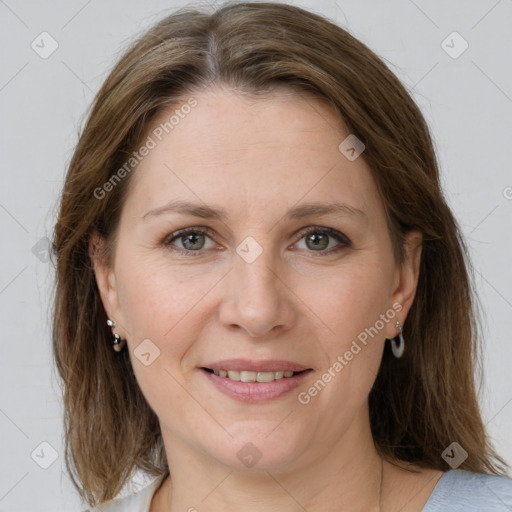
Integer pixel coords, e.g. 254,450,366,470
122,85,383,225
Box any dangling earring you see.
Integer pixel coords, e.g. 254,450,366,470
107,319,126,352
388,320,405,358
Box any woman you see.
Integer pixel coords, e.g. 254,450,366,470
51,2,512,511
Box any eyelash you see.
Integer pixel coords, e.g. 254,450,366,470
162,226,351,257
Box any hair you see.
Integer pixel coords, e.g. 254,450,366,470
51,0,508,507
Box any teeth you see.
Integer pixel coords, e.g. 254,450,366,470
256,372,274,383
211,369,299,381
240,371,256,382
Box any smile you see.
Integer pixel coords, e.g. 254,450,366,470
209,369,297,382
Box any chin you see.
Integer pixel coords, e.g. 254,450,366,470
208,423,308,471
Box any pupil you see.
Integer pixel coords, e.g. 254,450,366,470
307,233,328,251
183,233,203,250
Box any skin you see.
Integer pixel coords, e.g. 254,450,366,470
91,84,443,511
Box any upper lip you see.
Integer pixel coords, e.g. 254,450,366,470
201,359,312,373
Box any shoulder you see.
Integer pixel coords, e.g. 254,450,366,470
423,469,512,511
81,475,166,512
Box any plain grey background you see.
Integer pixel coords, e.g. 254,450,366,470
0,0,511,510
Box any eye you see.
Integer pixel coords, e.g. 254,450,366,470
163,227,217,254
163,225,351,257
293,226,351,255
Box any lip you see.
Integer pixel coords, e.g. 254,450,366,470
199,366,314,404
201,358,312,373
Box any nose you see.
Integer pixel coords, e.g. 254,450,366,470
218,243,297,338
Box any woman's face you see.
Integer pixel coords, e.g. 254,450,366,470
93,85,422,472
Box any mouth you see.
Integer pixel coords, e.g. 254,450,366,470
201,368,308,382
199,361,314,403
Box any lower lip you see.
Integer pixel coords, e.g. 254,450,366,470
200,368,313,403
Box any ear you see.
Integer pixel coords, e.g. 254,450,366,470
385,229,423,339
89,230,128,339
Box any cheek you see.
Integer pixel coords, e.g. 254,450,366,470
296,267,390,431
115,260,204,418
302,258,392,347
115,256,221,389
297,258,392,401
116,252,209,338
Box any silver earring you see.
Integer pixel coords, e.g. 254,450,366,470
389,320,405,358
107,319,126,352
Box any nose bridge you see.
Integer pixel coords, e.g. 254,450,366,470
234,234,282,307
219,234,294,337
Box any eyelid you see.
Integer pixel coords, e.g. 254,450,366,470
163,225,351,255
162,226,219,251
293,226,351,246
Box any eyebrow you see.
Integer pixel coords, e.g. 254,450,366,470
142,199,367,222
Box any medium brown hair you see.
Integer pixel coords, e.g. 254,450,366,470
51,1,508,506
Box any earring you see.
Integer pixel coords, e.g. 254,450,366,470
107,319,126,352
388,320,405,358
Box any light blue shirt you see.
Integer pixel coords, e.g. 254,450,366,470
422,469,512,511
